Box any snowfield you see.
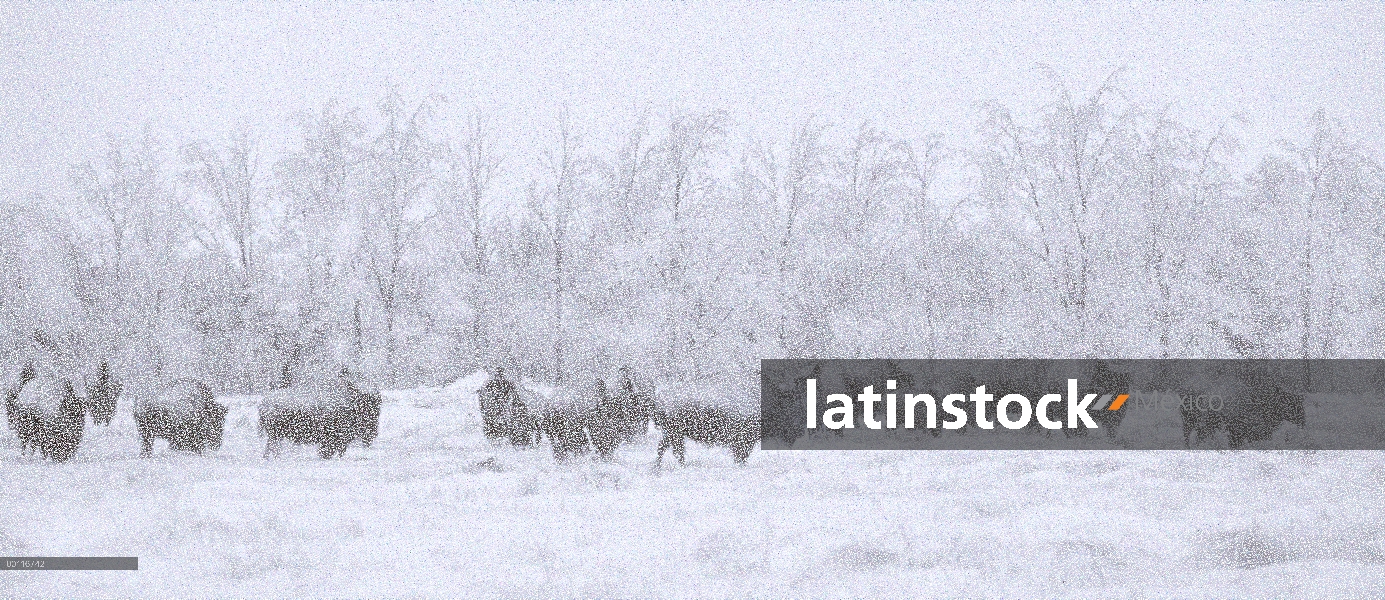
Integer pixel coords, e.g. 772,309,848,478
3,373,1384,598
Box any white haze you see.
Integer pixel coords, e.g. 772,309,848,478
3,2,1383,205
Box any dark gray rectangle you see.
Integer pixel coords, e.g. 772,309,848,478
1,557,138,570
761,359,1385,450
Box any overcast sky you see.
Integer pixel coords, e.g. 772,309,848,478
3,1,1382,204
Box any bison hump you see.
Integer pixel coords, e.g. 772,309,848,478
261,378,356,413
139,380,209,416
15,376,74,416
655,382,758,417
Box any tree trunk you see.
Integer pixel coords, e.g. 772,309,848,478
552,238,565,383
384,297,397,387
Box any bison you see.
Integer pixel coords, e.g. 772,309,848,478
1181,400,1225,448
259,369,383,459
585,378,627,460
540,373,655,462
653,383,760,467
585,368,658,460
84,360,122,426
760,362,823,447
478,367,519,441
133,379,228,457
6,370,85,462
610,366,656,442
506,387,543,448
5,363,38,440
1222,375,1306,450
1181,364,1307,449
536,385,596,462
477,368,542,447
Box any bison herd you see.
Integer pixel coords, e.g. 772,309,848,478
2,358,763,468
3,360,381,464
3,357,1317,465
477,365,759,467
259,369,383,459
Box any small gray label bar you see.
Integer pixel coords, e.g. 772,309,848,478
1,557,138,570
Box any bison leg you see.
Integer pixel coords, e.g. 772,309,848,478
140,432,154,458
672,436,686,466
264,436,282,459
654,433,674,468
732,445,751,465
320,436,349,459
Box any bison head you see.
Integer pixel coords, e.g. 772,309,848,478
84,360,121,426
59,379,85,422
1282,392,1307,429
347,382,383,447
204,400,230,450
18,362,37,389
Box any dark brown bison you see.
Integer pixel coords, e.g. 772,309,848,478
84,360,122,426
1181,365,1306,449
6,370,85,462
5,363,38,441
1223,383,1306,450
585,378,635,460
542,372,655,462
1180,386,1226,449
1181,404,1224,448
134,379,228,457
506,387,542,448
760,362,823,447
477,368,541,447
536,385,595,462
585,368,659,460
610,366,656,442
653,383,760,467
259,369,383,459
478,367,518,441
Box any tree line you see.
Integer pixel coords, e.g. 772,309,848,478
3,76,1382,395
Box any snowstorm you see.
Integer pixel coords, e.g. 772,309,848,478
3,2,1384,597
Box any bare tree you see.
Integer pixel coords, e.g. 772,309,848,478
443,110,505,367
736,118,830,359
900,133,946,356
976,69,1130,353
70,131,165,291
608,108,656,239
181,133,262,289
68,128,170,374
180,133,267,388
835,121,907,241
361,92,442,386
1284,110,1380,367
528,108,592,383
276,100,367,384
660,109,728,225
903,134,944,221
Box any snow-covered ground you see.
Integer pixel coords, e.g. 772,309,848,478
3,372,1384,598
